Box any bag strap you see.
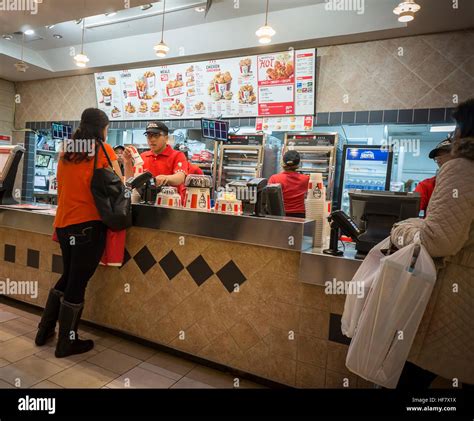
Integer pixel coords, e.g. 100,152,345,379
94,140,117,176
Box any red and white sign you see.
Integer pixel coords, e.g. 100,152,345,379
256,115,314,132
0,134,12,143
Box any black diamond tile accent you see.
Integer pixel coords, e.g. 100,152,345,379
133,246,157,275
121,248,131,268
27,249,40,269
52,254,63,274
187,255,214,287
159,250,184,280
216,260,246,293
328,313,351,346
4,244,15,263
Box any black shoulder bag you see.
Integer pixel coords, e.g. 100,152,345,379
91,141,132,231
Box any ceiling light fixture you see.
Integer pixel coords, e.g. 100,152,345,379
393,0,421,23
256,0,276,44
154,0,169,58
141,4,153,11
2,34,13,40
14,33,29,73
74,18,90,68
24,29,35,35
75,19,83,25
105,12,117,17
195,6,206,12
53,34,63,39
46,24,55,29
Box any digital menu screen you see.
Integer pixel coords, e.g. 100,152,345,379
51,123,72,140
202,119,229,141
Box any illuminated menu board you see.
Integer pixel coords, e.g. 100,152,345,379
94,49,316,120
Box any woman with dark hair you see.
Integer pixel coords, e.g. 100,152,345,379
35,108,122,358
391,98,474,389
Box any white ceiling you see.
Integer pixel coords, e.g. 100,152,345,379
0,0,473,82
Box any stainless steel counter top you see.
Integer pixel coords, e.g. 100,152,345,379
133,204,315,251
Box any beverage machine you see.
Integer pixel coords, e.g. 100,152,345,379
282,132,339,201
216,134,266,188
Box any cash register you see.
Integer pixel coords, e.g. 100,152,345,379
0,145,25,205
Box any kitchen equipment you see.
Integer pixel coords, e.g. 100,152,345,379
338,145,393,215
283,132,338,202
217,134,266,189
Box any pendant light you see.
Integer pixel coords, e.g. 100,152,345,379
393,0,421,23
14,33,29,73
74,18,90,67
256,0,276,44
154,0,170,58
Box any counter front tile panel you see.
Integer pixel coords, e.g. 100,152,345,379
0,223,368,388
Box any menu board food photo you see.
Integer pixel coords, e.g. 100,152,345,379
94,48,316,121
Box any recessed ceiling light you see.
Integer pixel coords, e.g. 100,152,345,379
195,6,206,12
53,34,63,39
105,12,117,17
141,4,153,10
24,29,35,35
2,34,13,40
46,24,55,29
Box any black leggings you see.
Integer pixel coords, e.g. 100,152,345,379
55,220,107,304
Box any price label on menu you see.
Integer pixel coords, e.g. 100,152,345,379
94,48,316,120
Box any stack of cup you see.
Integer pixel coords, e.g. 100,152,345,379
306,173,326,247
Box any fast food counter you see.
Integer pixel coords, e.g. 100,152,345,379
0,204,369,388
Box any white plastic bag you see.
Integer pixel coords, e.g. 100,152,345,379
345,242,437,388
341,237,391,338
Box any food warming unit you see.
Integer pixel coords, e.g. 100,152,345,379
282,132,338,201
216,134,266,188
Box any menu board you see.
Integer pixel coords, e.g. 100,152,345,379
94,49,315,120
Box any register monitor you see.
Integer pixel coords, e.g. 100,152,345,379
349,190,421,257
0,145,25,205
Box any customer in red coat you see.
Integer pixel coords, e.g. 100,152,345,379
415,137,453,215
268,150,309,218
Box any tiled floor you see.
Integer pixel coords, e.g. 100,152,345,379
0,302,266,389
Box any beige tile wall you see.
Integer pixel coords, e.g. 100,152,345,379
0,78,15,138
12,30,474,129
0,226,361,388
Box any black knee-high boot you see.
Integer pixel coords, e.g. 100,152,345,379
55,300,94,358
35,288,64,346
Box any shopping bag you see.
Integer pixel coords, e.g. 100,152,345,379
100,229,126,267
341,237,391,338
345,242,437,388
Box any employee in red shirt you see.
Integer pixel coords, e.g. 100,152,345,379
268,150,309,218
174,144,204,175
415,137,453,215
123,122,188,199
